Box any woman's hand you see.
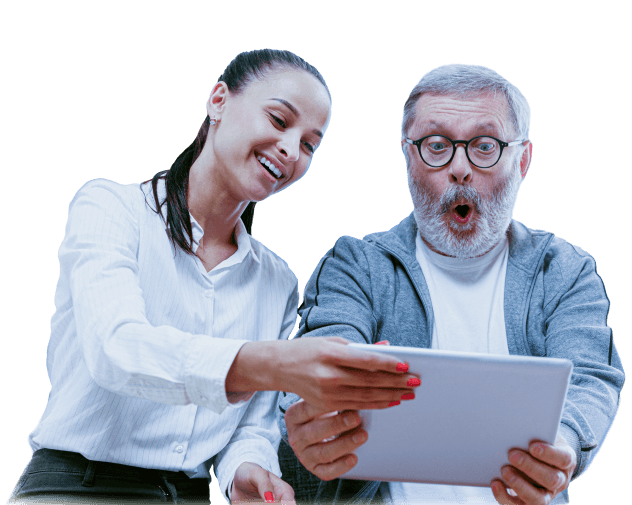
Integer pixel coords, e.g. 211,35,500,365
227,337,421,412
491,434,577,505
231,462,295,504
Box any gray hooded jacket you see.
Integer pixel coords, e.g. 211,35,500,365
277,214,624,504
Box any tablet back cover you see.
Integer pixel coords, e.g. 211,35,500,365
341,344,572,486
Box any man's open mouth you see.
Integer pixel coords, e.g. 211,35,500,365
256,154,282,179
455,205,470,219
453,204,472,223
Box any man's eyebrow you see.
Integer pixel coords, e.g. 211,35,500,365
417,121,502,136
271,98,300,117
473,122,502,134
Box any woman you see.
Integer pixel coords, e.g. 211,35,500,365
11,49,416,504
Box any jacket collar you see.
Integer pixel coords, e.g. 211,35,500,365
367,212,553,275
365,212,555,357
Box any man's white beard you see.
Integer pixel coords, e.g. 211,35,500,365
408,163,522,259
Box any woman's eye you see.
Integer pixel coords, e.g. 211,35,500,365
271,115,286,128
302,141,315,154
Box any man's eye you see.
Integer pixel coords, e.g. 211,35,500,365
271,115,286,128
428,142,448,151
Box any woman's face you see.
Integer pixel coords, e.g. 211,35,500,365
208,68,331,203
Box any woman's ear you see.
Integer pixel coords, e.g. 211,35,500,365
206,81,229,119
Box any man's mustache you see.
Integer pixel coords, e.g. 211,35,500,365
438,185,482,215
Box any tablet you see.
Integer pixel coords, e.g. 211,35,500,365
341,343,573,487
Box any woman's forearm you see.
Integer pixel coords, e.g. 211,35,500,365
225,340,284,393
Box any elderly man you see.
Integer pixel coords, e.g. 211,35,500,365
276,65,624,505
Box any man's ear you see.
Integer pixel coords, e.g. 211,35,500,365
206,81,229,119
519,141,532,179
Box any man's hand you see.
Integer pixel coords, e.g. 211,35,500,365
491,434,577,505
285,400,369,481
231,462,295,504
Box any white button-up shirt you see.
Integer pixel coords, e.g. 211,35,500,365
29,178,298,493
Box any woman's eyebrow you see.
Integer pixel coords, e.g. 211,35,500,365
270,98,300,117
269,98,323,138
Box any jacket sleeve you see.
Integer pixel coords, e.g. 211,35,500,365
276,237,381,503
543,247,625,479
277,236,379,438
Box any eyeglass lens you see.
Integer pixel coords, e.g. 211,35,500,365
420,136,501,168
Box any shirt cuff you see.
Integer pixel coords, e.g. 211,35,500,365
216,454,281,502
184,335,252,414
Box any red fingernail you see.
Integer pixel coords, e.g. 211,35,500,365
374,340,389,345
388,400,401,406
401,392,415,400
264,491,274,503
407,378,421,387
396,362,409,372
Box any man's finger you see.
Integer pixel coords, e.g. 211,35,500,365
528,438,575,471
285,399,337,428
289,411,362,449
301,426,368,469
508,448,567,492
490,479,520,505
500,465,551,504
312,453,359,482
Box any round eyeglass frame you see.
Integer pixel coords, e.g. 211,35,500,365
404,135,525,169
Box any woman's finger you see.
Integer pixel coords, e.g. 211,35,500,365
269,473,296,503
334,344,411,374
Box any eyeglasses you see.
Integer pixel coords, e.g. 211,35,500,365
404,135,524,169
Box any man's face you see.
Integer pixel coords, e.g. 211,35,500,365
404,93,531,258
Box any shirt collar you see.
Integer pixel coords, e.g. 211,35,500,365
146,178,259,266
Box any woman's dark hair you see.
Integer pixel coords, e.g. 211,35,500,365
144,49,330,256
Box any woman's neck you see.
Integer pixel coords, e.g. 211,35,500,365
187,150,249,248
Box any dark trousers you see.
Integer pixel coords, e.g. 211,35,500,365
10,449,211,504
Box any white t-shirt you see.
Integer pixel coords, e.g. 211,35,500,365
381,233,509,504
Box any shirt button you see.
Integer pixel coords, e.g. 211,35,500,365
175,445,184,454
204,290,212,298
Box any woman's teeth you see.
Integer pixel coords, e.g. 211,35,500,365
256,155,282,179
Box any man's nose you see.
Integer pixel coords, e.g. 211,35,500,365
448,144,472,184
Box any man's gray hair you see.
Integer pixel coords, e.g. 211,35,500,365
401,64,530,140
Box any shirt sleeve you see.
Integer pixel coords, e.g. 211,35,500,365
59,180,250,414
214,284,298,497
